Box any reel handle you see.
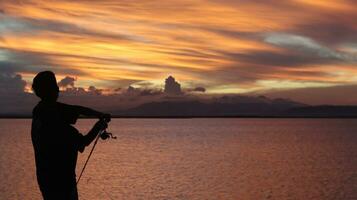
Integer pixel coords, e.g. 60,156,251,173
100,130,117,140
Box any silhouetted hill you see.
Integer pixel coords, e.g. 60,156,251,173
285,105,357,117
116,96,306,117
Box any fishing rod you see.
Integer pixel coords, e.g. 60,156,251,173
77,119,116,185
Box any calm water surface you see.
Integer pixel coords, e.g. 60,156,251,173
0,118,356,200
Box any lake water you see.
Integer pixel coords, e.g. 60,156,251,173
0,118,356,200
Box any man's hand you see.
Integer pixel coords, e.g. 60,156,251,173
94,119,108,131
100,113,111,123
83,119,108,147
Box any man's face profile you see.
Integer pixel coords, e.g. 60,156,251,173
32,71,60,102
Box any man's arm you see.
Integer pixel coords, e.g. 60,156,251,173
74,105,102,117
82,119,108,147
73,105,111,121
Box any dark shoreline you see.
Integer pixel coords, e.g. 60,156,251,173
3,115,357,119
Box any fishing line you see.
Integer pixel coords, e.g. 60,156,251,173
77,125,116,185
86,176,116,200
76,121,117,199
76,129,103,185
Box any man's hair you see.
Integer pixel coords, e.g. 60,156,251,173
32,71,59,99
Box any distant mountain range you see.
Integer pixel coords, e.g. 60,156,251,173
112,96,357,118
285,105,357,117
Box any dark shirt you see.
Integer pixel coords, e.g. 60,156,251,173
31,101,85,199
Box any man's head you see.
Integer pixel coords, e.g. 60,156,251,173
32,71,59,101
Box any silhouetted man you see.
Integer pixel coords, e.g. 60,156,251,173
31,71,110,200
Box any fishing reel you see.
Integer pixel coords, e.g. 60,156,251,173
100,130,117,140
98,114,116,140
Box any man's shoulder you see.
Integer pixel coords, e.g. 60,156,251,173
32,102,57,116
57,102,80,124
56,101,69,107
32,101,71,118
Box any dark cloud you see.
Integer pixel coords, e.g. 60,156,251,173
192,87,206,92
153,47,220,60
126,85,137,93
205,28,260,42
139,89,162,96
190,66,262,86
61,87,87,95
290,12,357,45
0,61,23,74
87,86,102,95
59,80,103,96
186,86,207,93
164,76,182,95
125,85,161,96
0,73,27,94
57,84,165,112
0,48,53,68
209,0,296,9
294,22,357,45
0,48,88,76
0,13,135,42
185,47,339,85
58,76,76,88
42,75,95,98
273,70,336,83
221,50,327,68
0,71,36,115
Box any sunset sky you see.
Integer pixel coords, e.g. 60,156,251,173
1,0,357,105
